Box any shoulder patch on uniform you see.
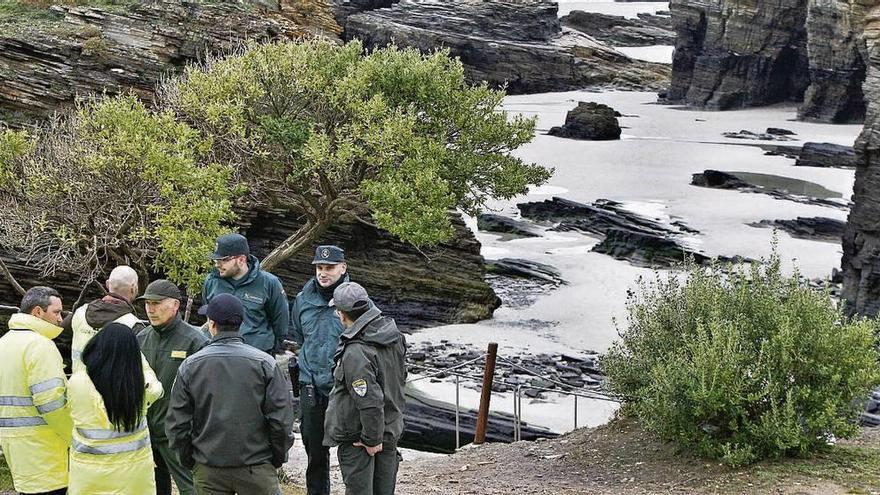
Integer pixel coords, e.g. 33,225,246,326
352,378,367,397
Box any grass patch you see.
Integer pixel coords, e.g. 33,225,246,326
0,451,13,492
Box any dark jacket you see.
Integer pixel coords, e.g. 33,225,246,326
289,276,347,395
166,332,295,468
59,293,146,374
202,255,289,352
323,307,407,448
137,315,208,441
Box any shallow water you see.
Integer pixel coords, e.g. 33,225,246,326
410,91,861,433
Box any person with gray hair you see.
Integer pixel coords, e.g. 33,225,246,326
59,265,146,373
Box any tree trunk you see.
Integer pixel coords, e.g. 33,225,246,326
260,220,330,272
183,296,194,322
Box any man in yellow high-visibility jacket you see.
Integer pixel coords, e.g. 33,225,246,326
0,286,73,495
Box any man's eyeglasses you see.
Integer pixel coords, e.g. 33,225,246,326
213,256,237,265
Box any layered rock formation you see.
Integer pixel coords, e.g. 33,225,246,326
343,0,670,94
561,10,675,47
841,2,880,317
668,0,866,123
0,0,339,125
668,0,810,109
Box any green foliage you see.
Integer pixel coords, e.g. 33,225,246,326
162,39,550,254
0,95,235,293
603,252,880,467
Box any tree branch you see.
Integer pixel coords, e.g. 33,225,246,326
0,256,26,297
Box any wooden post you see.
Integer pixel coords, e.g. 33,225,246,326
474,342,498,445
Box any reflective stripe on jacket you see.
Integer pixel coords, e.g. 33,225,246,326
67,370,162,495
0,313,72,493
71,304,142,372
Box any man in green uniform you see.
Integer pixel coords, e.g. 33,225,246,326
289,245,349,495
324,282,407,495
203,233,289,354
137,279,209,495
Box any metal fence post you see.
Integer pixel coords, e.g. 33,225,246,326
474,342,498,445
455,373,461,450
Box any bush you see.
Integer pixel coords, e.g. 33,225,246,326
603,252,880,466
0,95,236,294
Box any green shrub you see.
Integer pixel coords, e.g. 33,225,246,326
603,252,880,466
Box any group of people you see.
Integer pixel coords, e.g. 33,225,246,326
0,233,408,495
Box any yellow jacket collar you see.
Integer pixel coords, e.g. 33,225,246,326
8,313,63,340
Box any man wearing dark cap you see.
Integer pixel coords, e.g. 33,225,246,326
203,232,289,354
324,282,407,495
289,245,349,495
137,279,209,495
167,293,296,494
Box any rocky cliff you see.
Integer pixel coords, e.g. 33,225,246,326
0,0,339,125
668,0,866,123
667,0,811,109
799,0,867,123
343,0,670,94
841,1,880,317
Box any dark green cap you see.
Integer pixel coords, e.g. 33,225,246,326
136,279,182,301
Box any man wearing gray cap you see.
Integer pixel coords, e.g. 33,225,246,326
289,245,348,495
203,232,289,354
324,282,407,495
167,293,295,494
137,279,209,495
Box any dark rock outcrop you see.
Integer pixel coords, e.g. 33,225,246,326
0,0,340,125
749,217,846,243
668,0,811,109
548,102,622,141
343,0,670,94
722,129,795,142
799,0,867,123
794,142,857,168
515,197,728,268
561,10,675,47
477,214,540,238
691,170,850,210
486,259,564,285
841,2,880,318
327,0,397,25
238,208,500,330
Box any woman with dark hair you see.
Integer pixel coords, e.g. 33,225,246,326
67,322,164,494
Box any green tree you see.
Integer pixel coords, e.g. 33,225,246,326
0,95,235,300
160,39,551,270
603,252,880,466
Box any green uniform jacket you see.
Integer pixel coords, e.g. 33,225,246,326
289,276,347,396
137,315,208,441
202,255,289,352
323,307,407,448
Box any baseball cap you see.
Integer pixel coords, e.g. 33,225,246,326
312,245,345,265
198,293,244,325
136,279,182,302
328,282,370,312
210,233,250,260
